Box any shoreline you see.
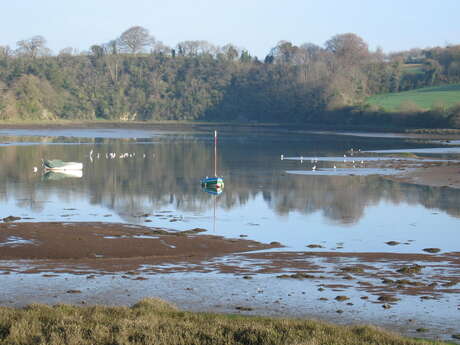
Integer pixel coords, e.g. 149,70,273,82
2,120,460,137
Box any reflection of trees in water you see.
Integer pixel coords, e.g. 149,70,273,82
1,136,460,224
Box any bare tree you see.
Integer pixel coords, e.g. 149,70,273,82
58,47,76,56
16,35,49,58
221,44,240,60
150,40,171,55
269,41,299,65
118,26,154,54
325,33,369,65
0,45,14,59
176,40,217,57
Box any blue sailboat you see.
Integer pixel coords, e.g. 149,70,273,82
201,130,224,190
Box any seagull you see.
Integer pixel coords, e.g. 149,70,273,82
280,154,284,160
33,166,38,173
312,165,316,171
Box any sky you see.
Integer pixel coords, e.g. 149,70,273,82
1,0,459,57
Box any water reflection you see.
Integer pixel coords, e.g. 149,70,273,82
43,170,83,181
0,129,459,245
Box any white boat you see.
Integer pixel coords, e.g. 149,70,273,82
43,159,83,171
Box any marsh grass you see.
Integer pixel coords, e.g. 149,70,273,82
0,298,452,345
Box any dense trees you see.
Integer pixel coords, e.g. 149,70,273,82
1,27,460,128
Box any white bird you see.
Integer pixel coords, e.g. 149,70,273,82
333,165,336,169
143,154,146,158
33,166,38,173
280,154,284,160
312,165,316,171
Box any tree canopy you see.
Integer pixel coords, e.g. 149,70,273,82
1,27,460,128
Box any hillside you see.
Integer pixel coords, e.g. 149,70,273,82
366,84,460,112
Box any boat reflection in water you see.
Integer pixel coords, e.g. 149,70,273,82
43,170,83,181
202,185,223,195
201,185,223,232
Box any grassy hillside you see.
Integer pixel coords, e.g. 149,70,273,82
366,84,460,112
0,299,454,345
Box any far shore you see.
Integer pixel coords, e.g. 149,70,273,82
2,119,460,136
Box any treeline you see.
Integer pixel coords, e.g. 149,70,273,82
0,26,459,128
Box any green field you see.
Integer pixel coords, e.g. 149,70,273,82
366,84,460,112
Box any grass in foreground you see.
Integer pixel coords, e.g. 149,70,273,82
366,84,460,112
0,298,452,345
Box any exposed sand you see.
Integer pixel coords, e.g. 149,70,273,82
392,164,460,189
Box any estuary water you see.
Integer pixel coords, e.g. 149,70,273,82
0,126,459,254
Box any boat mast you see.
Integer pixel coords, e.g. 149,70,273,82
214,130,217,177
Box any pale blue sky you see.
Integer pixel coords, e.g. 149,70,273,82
1,0,459,57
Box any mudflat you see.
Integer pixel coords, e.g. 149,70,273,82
393,164,460,189
0,222,280,273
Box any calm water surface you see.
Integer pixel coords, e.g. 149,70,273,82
1,127,459,254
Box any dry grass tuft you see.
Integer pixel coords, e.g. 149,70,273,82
0,298,450,344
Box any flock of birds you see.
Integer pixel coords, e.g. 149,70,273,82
33,149,155,172
89,149,155,162
281,148,365,171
